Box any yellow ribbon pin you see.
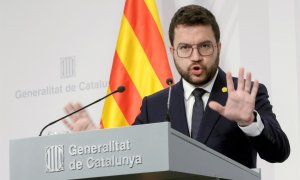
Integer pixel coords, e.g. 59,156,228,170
222,87,228,93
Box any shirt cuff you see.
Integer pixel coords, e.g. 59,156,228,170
239,110,264,137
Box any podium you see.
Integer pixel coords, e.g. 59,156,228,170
10,122,261,180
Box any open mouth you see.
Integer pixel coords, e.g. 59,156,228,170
191,65,203,75
193,66,200,70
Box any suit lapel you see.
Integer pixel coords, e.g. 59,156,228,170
197,69,228,143
169,80,190,137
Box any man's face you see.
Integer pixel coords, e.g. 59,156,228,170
170,24,221,86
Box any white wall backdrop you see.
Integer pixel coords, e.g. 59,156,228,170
1,0,299,179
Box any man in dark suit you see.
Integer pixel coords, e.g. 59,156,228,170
133,5,290,168
63,4,290,169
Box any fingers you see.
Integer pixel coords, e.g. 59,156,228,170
63,119,74,131
237,67,245,91
63,102,97,132
226,72,235,92
64,102,83,123
63,102,83,130
245,72,252,93
228,68,257,95
63,103,79,131
64,102,72,114
64,102,83,113
73,102,84,114
251,80,259,98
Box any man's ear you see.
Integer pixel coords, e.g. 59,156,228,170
170,46,174,55
217,42,221,52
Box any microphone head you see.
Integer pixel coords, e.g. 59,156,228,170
166,78,173,85
117,86,126,93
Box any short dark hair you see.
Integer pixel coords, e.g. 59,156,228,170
169,5,220,46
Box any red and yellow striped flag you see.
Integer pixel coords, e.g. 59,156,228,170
101,0,173,128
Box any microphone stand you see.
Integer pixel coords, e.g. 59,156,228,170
39,86,125,136
165,78,173,122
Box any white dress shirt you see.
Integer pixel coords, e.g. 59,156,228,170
182,70,264,137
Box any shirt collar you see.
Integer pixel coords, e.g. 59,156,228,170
182,69,219,100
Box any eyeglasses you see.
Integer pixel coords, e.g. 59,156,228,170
174,42,216,58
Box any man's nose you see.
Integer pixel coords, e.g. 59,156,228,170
190,47,202,61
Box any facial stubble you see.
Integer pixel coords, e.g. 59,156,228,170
174,55,219,86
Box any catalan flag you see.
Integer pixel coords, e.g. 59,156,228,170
101,0,173,128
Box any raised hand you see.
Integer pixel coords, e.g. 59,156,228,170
209,68,259,126
63,102,97,131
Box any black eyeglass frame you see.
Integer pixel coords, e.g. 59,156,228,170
173,41,217,58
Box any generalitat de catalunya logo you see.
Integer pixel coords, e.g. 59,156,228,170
45,145,64,173
60,56,76,79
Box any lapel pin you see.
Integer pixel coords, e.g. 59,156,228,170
222,87,228,93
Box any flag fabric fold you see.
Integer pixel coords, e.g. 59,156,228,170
101,0,173,128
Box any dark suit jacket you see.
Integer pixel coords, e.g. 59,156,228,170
134,69,290,168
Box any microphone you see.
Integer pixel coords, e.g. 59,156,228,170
165,78,173,122
38,85,126,136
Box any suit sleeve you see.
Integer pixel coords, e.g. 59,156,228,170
250,84,290,162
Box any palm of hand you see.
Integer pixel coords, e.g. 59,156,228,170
63,102,97,131
209,68,259,126
221,90,256,125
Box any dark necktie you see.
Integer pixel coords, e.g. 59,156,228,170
191,88,206,139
